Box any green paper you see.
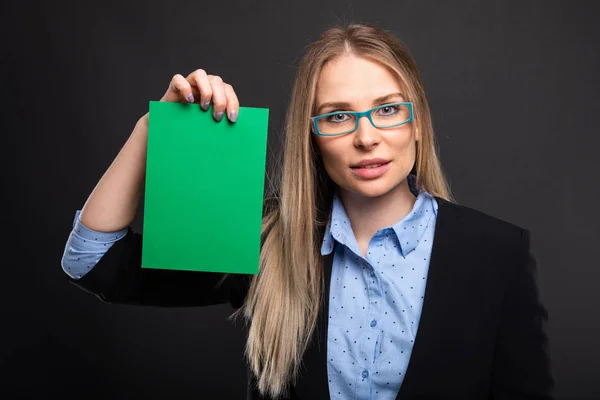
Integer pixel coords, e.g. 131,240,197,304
141,101,269,275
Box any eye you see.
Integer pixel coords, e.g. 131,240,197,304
325,112,352,123
377,105,401,116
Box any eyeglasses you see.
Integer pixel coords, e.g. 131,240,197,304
311,101,414,137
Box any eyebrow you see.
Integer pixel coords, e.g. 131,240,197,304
316,92,405,115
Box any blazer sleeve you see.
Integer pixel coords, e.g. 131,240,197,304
491,228,555,399
66,226,252,309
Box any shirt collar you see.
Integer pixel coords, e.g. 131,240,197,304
320,174,438,258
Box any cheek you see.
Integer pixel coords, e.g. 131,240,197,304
394,128,417,154
321,148,342,171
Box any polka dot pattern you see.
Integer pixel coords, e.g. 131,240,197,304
324,174,439,399
60,210,129,280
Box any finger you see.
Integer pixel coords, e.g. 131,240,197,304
188,69,212,110
162,74,193,103
223,83,239,123
209,75,227,122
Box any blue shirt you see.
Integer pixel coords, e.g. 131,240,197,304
61,210,128,280
61,175,438,400
322,176,438,399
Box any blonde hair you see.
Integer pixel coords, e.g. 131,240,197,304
223,22,454,398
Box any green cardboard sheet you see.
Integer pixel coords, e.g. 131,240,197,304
141,101,269,274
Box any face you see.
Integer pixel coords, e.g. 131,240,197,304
313,54,420,201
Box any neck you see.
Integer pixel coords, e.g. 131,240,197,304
339,178,417,248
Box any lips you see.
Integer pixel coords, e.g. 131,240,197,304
351,163,388,169
350,161,392,179
350,158,391,168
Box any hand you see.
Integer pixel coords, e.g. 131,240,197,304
159,69,240,123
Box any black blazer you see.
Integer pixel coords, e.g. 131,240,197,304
67,197,554,399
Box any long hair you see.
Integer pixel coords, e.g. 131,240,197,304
223,22,453,399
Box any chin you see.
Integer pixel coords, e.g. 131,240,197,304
342,178,399,199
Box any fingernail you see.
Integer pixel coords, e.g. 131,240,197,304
229,110,237,123
187,94,195,103
215,112,224,122
202,101,211,111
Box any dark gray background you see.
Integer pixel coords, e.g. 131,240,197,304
2,0,598,398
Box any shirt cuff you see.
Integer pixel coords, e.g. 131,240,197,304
71,210,129,248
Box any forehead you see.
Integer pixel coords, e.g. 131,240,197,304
315,54,403,103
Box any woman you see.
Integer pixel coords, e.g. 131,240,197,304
61,23,554,399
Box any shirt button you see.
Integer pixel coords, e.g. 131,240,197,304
370,319,377,327
362,369,369,378
370,271,375,277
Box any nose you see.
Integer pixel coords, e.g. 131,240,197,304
353,114,381,149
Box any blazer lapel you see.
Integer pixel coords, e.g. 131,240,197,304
396,196,461,398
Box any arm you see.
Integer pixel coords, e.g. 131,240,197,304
65,70,247,307
65,116,249,307
490,228,555,399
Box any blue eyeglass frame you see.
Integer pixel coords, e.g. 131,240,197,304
310,101,414,137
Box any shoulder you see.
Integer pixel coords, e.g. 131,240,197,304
433,197,534,294
435,196,530,256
